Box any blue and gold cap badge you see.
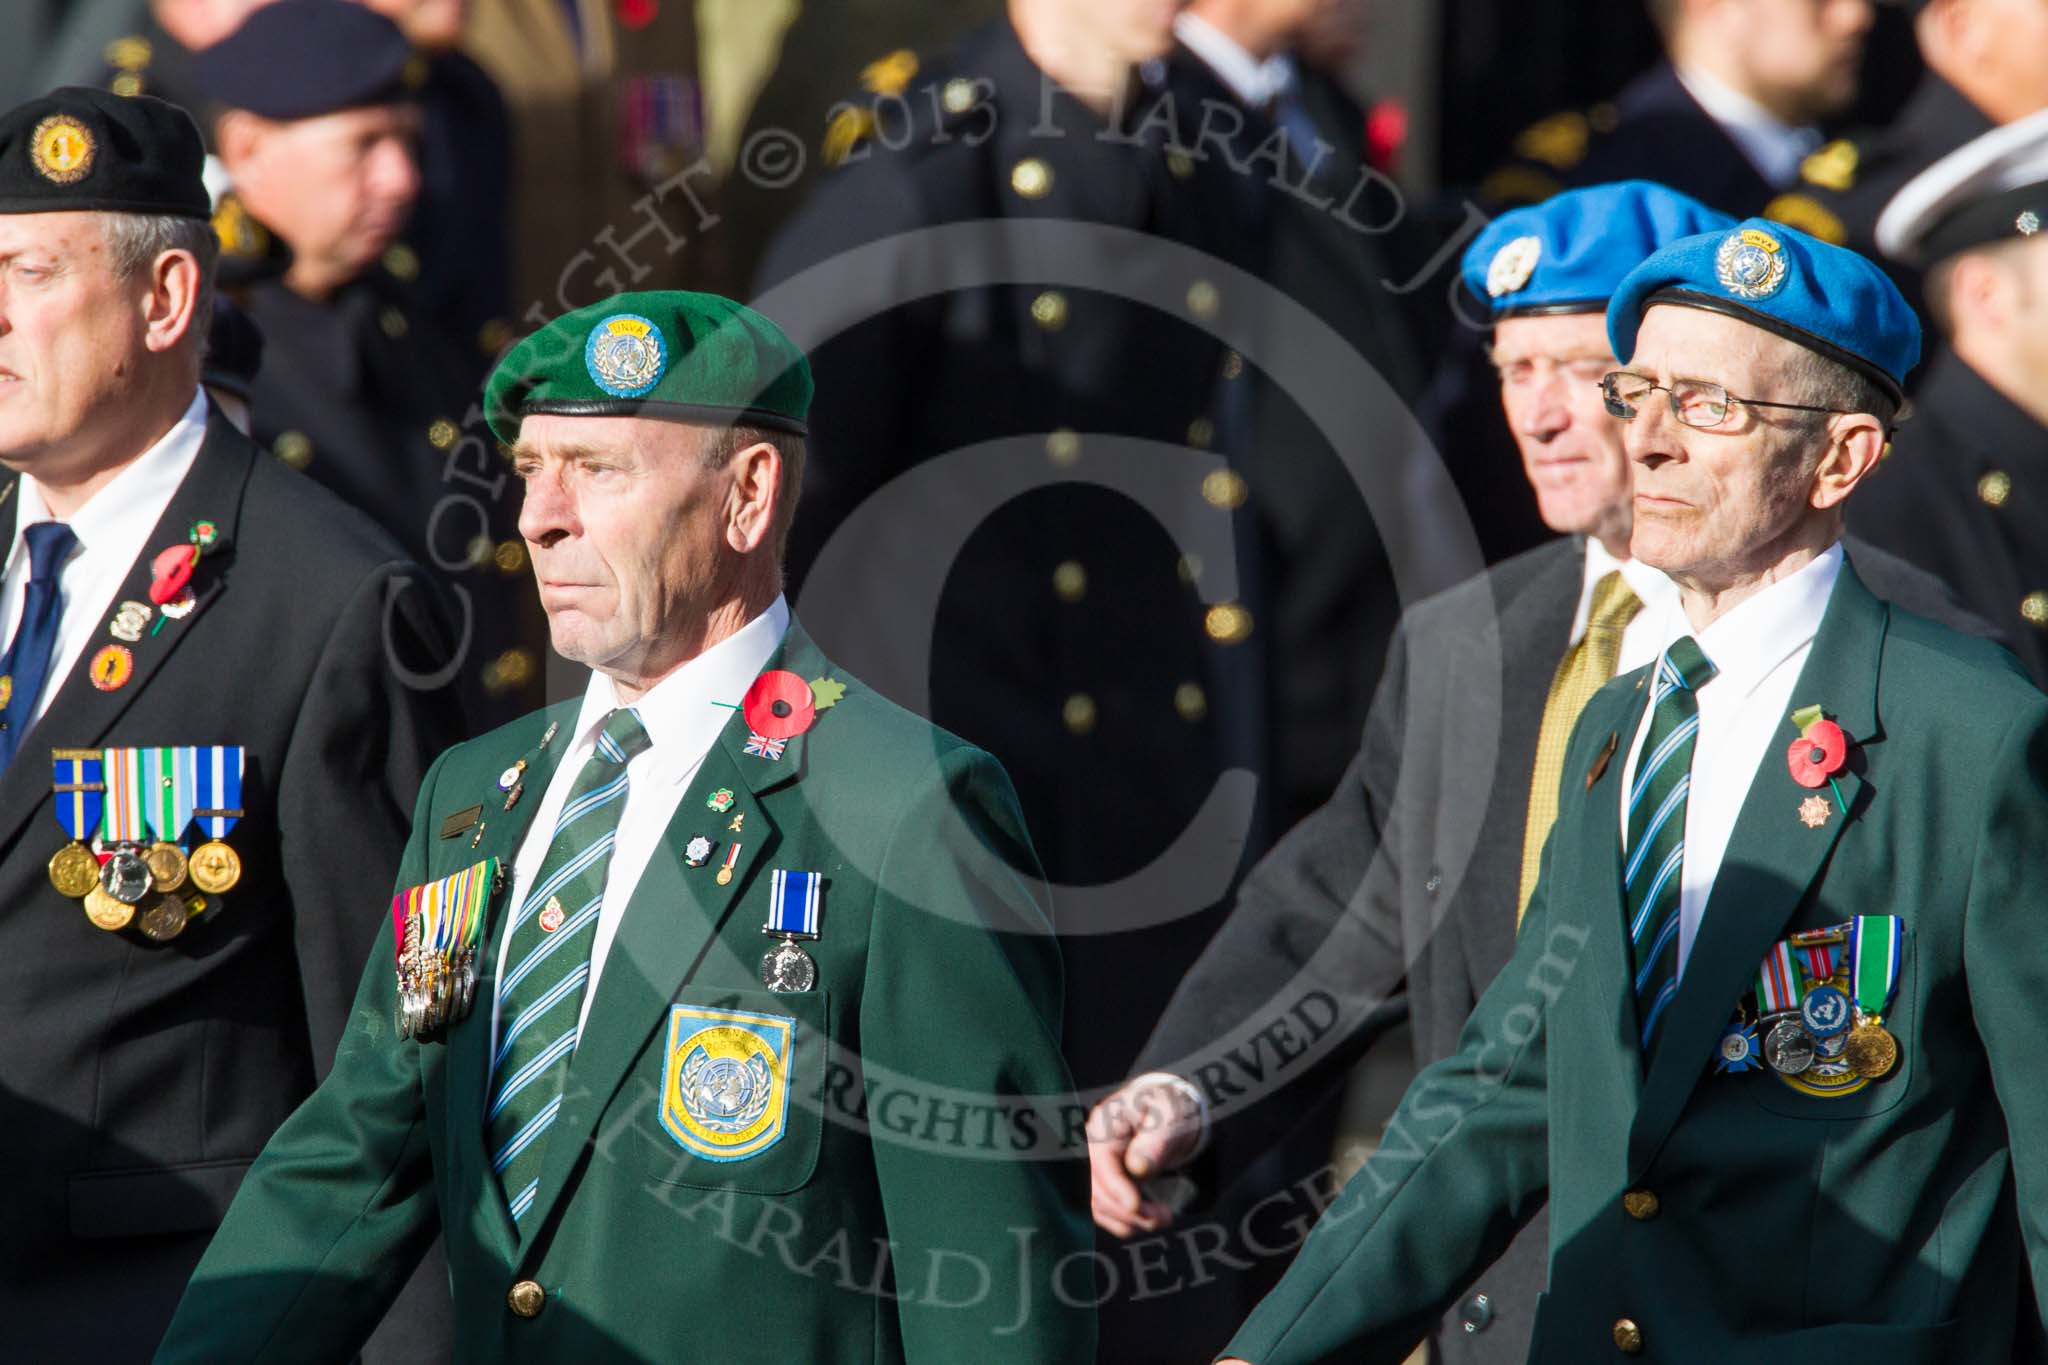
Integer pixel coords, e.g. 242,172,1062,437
585,312,667,397
1714,226,1788,300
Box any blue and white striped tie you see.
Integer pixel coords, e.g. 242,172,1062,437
485,708,650,1228
1625,637,1716,1063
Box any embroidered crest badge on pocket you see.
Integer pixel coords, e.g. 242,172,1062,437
661,1005,795,1161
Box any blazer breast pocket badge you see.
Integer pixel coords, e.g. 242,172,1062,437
661,1004,796,1161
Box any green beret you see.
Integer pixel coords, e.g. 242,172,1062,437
485,292,813,444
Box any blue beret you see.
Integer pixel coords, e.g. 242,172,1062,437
196,0,418,120
1462,181,1734,319
1607,218,1921,405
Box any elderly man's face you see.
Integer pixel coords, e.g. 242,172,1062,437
221,103,420,291
1727,0,1873,123
1619,305,1834,584
0,212,157,468
1493,312,1633,548
513,414,742,680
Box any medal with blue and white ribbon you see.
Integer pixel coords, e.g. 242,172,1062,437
761,868,822,993
47,748,105,898
189,745,244,894
1844,915,1903,1078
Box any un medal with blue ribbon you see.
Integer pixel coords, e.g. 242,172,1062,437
760,869,823,993
47,748,106,898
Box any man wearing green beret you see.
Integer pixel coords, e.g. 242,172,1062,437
1216,221,2048,1364
157,291,1095,1363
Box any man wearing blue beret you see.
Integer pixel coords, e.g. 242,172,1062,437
1089,183,1980,1365
1216,220,2048,1364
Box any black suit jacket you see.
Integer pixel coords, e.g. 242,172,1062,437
1140,534,1992,1365
0,412,463,1361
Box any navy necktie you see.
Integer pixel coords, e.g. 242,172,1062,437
0,521,79,770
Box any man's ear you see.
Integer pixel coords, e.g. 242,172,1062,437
139,247,202,355
725,440,781,556
1809,410,1888,511
214,110,264,176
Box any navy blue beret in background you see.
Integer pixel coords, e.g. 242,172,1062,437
195,0,418,121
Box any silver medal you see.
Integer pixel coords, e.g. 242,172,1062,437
1763,1018,1816,1075
761,937,817,993
100,848,154,905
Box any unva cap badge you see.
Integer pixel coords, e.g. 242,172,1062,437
585,313,667,397
1715,227,1788,300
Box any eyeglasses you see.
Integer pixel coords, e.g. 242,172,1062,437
1598,372,1854,429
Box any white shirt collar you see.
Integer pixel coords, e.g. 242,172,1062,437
566,595,792,784
1674,63,1823,188
1174,12,1296,108
1573,536,1681,646
7,388,209,571
1692,542,1843,701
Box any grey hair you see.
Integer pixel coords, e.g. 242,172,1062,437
98,211,220,347
1782,346,1899,428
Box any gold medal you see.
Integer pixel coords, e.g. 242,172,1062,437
188,839,242,894
48,841,100,898
83,885,135,931
145,841,189,893
137,894,190,943
1844,1020,1898,1078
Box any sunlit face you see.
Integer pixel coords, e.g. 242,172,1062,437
1618,305,1834,585
0,213,157,474
355,0,468,49
1934,0,2048,122
1052,0,1186,66
222,103,421,287
1492,311,1634,546
513,415,739,680
1725,0,1873,122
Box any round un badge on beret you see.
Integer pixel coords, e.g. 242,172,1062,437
1715,227,1789,300
1486,236,1542,298
585,313,668,398
29,114,94,185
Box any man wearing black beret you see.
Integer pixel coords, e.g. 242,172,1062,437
0,86,461,1360
196,0,536,730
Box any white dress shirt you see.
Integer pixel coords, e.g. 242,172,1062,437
1620,543,1843,977
1173,11,1297,108
0,389,208,726
489,595,789,1051
1158,539,1685,1148
1675,63,1824,189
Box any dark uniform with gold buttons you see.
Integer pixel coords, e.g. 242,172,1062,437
1764,73,1992,315
190,2,538,728
756,17,1269,1084
1849,113,2048,687
0,87,461,1363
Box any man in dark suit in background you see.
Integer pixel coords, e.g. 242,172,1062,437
0,87,459,1360
1089,180,1982,1365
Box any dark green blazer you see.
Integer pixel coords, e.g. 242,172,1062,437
154,620,1095,1363
1223,560,2048,1365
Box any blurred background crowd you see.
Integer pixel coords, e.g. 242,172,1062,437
11,0,2047,1359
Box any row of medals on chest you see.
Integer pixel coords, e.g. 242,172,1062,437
49,834,241,942
1729,979,1898,1081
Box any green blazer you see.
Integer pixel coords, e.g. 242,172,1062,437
155,620,1095,1364
1223,560,2048,1365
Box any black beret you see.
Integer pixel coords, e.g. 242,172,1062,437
195,0,419,120
0,86,209,218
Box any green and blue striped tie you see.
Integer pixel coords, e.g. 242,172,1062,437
486,708,650,1227
1625,637,1716,1063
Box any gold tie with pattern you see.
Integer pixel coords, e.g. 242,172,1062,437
1516,569,1642,927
